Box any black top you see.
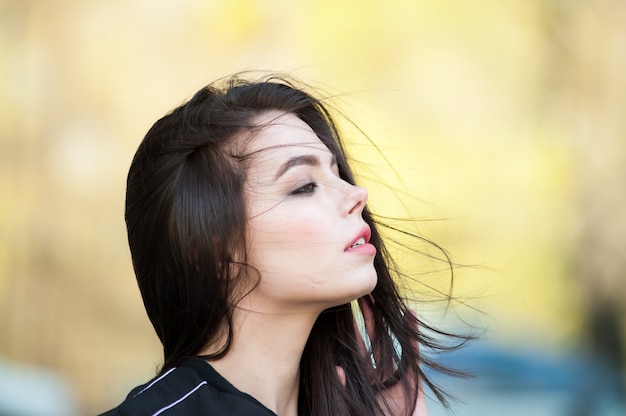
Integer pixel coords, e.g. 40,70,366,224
100,357,277,416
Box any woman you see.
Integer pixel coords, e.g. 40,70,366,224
102,74,460,416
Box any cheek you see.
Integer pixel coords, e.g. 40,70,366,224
252,209,334,249
270,217,325,246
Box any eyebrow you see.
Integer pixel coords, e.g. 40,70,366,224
274,154,337,181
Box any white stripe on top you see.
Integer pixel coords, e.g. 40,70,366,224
133,367,178,397
151,381,208,416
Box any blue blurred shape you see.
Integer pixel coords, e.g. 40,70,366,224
424,341,625,416
0,358,78,416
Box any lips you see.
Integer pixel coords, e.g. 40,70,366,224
348,237,366,249
345,226,372,251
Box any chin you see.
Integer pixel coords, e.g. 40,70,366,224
341,275,378,304
361,277,378,297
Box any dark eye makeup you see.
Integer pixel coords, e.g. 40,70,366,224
291,182,318,195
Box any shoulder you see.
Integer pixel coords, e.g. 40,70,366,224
100,358,275,416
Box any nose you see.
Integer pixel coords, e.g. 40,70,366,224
342,183,368,216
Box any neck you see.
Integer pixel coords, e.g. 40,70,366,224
204,308,319,416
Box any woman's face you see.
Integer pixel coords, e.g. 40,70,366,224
241,111,377,314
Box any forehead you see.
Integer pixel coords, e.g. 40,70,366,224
244,111,331,159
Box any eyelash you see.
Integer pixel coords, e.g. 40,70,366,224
291,182,318,195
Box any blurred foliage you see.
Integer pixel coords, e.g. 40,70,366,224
1,0,625,413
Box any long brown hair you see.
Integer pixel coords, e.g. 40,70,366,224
125,73,465,415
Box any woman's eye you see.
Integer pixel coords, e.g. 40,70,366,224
292,182,317,195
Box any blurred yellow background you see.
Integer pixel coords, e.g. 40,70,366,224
1,0,625,414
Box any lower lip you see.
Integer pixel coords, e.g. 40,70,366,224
345,243,377,255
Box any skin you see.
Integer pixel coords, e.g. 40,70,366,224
242,111,378,314
204,112,425,415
